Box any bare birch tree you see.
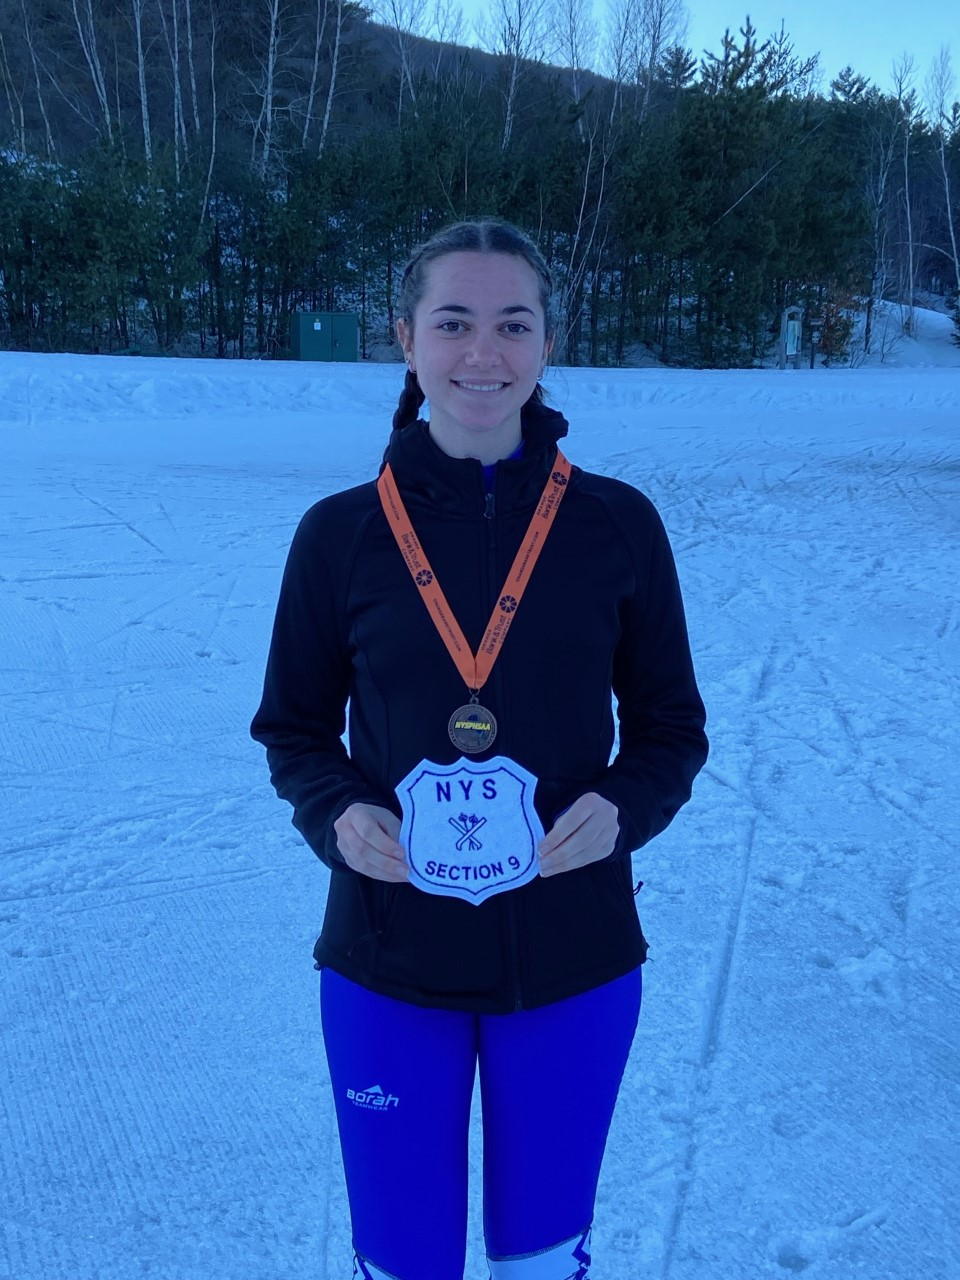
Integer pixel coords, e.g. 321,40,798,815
553,112,612,361
635,0,686,121
183,0,202,135
250,0,282,175
924,46,960,296
70,0,112,135
863,91,900,354
0,29,26,153
158,0,190,180
15,0,56,156
552,0,596,140
199,3,218,228
301,0,330,146
428,0,465,77
478,0,552,152
317,0,344,159
893,55,918,333
603,0,686,126
130,0,152,163
375,0,427,123
603,0,633,125
427,0,469,97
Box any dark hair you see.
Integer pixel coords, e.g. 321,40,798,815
392,218,555,432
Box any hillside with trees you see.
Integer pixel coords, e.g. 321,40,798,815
0,0,957,365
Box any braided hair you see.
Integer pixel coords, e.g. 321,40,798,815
392,368,426,432
392,219,555,433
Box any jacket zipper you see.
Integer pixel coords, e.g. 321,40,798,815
485,483,525,1012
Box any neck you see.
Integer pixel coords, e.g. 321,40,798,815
427,417,522,466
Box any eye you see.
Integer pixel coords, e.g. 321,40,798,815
503,322,531,335
437,320,466,333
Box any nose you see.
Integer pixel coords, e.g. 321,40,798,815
464,330,502,367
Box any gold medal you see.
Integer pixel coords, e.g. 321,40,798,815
448,702,498,754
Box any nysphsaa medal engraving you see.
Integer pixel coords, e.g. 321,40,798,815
448,700,498,753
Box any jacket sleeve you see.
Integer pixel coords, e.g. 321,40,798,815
589,496,708,859
250,503,389,871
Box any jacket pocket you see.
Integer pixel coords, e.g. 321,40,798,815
346,879,396,959
590,858,649,963
377,883,401,941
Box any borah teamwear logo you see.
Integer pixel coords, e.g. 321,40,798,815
347,1084,399,1111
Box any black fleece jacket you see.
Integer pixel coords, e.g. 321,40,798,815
250,401,708,1012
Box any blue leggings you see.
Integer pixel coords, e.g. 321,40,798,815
320,966,642,1280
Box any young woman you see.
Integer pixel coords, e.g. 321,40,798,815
251,219,708,1280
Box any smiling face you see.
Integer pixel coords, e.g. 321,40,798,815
396,251,552,464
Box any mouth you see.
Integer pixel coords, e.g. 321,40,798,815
452,380,509,392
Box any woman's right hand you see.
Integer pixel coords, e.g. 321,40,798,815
334,803,410,883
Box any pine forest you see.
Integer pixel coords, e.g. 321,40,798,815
0,0,958,366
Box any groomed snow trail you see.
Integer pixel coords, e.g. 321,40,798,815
1,351,958,1280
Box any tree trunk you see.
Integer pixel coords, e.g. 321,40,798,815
257,0,282,177
70,0,112,134
0,32,26,153
864,97,898,354
676,254,683,342
318,0,343,159
386,240,394,342
589,266,601,365
901,106,915,332
501,52,519,151
616,261,628,363
131,0,152,164
184,0,202,135
171,0,188,153
199,12,218,229
157,0,187,181
256,261,266,355
302,0,330,147
19,0,56,156
927,48,960,296
936,130,960,296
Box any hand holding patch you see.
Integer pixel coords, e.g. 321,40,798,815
334,802,409,883
538,792,620,877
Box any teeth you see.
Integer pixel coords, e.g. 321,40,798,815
457,382,505,391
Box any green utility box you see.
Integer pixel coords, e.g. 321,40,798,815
291,312,360,361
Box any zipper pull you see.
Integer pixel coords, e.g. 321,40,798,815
484,492,495,519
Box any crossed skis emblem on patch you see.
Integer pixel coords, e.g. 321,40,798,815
448,812,486,851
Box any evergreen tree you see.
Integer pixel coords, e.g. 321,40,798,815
0,1,954,364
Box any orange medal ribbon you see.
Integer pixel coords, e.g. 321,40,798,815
377,449,572,751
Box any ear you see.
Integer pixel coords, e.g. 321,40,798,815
397,318,415,369
540,333,554,375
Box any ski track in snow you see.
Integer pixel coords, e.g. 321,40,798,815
1,347,958,1279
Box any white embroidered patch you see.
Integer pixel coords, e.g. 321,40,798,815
397,755,544,906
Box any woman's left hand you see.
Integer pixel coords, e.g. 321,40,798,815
538,792,620,877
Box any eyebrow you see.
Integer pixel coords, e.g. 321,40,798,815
429,304,536,316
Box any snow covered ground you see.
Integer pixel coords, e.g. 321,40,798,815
1,311,958,1280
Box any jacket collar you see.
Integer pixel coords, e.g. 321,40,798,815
381,399,571,517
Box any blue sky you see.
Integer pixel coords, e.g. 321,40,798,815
684,0,955,91
458,0,955,97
